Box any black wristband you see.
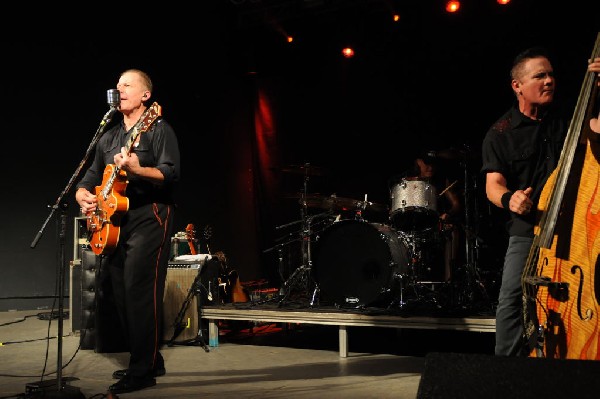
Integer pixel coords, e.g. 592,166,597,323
501,191,513,210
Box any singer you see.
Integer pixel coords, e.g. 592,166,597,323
75,69,180,394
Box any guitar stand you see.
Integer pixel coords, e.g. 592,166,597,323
166,269,210,352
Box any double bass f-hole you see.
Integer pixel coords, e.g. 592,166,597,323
570,264,593,321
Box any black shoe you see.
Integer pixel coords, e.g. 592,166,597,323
109,375,156,394
112,367,166,379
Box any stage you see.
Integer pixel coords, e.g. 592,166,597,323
200,302,496,357
0,301,496,399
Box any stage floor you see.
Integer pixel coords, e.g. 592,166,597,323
0,301,495,399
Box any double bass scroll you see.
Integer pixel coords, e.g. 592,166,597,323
522,32,600,360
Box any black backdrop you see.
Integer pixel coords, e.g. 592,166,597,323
1,1,598,310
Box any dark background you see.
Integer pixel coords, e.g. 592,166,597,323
1,1,598,310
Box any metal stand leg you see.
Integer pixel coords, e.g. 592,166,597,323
450,153,492,313
278,168,321,306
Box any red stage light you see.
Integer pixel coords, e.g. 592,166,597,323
445,1,460,13
342,47,355,58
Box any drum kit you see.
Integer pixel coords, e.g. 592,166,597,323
269,156,493,315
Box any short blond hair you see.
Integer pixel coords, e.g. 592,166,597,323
121,68,153,92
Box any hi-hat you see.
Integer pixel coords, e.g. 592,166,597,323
280,164,329,176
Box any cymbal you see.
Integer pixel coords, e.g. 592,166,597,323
283,193,324,200
280,164,329,176
435,148,464,160
305,195,389,214
435,147,481,162
283,193,329,209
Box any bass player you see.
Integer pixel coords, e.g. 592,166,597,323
481,46,600,357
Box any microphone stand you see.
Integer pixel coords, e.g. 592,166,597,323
28,102,119,398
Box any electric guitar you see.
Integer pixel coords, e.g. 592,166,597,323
202,225,213,254
87,102,162,255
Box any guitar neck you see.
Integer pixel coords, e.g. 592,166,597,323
101,107,154,198
99,128,138,199
123,126,141,157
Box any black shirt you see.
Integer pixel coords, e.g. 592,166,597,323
76,116,180,208
480,103,567,237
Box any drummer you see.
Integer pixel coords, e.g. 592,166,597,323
407,149,462,226
390,149,463,281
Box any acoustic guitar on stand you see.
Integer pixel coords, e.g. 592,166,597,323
184,223,198,255
86,102,162,255
215,251,249,303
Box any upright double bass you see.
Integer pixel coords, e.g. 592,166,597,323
522,33,600,360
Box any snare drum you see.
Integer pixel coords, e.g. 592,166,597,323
390,177,438,231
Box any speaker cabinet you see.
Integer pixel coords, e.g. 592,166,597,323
79,249,98,350
163,257,223,343
163,266,202,343
68,259,82,333
79,248,128,353
417,352,600,399
68,216,89,333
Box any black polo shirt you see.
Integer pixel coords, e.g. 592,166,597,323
480,103,568,237
76,117,180,209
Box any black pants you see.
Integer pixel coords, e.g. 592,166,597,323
103,202,174,378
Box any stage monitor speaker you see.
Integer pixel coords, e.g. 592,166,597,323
417,352,600,399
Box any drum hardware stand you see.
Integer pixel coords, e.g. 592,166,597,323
271,162,328,307
166,269,210,352
277,212,321,307
265,212,331,263
452,147,492,312
385,271,414,311
384,232,424,311
398,229,453,312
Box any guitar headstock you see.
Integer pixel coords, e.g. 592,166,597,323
139,102,162,132
126,102,162,153
203,225,213,240
185,223,195,240
184,223,197,255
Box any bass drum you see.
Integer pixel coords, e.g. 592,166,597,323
314,220,409,308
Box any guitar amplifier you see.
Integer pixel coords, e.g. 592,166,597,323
163,262,202,343
163,256,221,343
170,237,199,260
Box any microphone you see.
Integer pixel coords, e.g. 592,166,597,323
98,89,120,128
106,89,120,108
